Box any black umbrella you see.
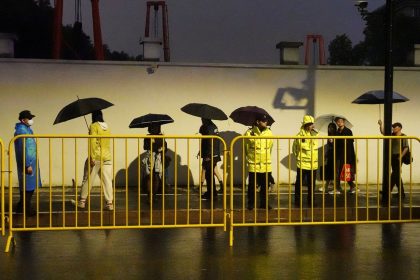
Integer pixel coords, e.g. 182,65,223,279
181,103,228,120
54,97,113,126
229,106,275,126
129,113,174,128
352,90,409,104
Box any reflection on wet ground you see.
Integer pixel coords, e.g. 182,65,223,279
1,223,420,279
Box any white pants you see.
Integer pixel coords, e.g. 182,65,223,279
80,160,113,203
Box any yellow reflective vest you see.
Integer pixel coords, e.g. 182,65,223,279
245,126,273,173
293,128,318,170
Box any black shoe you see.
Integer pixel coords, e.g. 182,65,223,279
202,192,218,200
260,204,272,210
247,201,254,210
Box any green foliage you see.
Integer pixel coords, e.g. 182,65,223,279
328,34,354,65
329,6,420,66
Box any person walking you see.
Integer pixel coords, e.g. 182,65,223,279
14,110,41,216
199,118,221,200
143,124,168,202
378,120,409,198
329,116,357,194
245,114,273,210
293,115,318,207
74,110,113,210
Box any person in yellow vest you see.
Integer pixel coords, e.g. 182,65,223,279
245,114,273,210
293,115,318,207
74,110,113,210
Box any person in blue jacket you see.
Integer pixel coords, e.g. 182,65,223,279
14,110,41,216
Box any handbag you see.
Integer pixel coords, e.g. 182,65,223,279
340,164,352,182
402,150,413,165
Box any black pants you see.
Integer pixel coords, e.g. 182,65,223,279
16,190,34,213
294,168,316,205
391,154,405,195
248,172,271,208
203,159,217,197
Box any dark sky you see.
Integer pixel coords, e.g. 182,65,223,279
55,0,384,64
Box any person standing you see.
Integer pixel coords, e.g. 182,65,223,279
14,110,41,216
329,116,357,194
75,110,113,210
378,120,408,198
318,122,337,192
245,114,273,210
293,115,318,207
199,118,221,200
143,124,168,202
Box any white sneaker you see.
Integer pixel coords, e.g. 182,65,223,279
71,199,86,209
318,187,325,192
328,189,341,195
105,202,114,211
349,188,360,194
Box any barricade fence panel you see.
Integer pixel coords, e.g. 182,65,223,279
229,135,420,246
3,134,420,250
5,135,227,252
0,139,4,237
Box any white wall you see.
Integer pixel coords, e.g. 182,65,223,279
0,59,419,186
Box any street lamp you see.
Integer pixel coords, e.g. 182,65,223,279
355,0,394,205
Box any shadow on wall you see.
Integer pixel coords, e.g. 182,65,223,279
273,66,316,116
219,130,242,185
114,149,194,188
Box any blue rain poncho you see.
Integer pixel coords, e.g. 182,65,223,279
14,122,41,191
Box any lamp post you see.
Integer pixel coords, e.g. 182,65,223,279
356,0,394,205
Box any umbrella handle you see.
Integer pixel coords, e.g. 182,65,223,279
83,115,89,131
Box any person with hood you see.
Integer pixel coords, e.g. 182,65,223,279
14,110,41,216
329,116,357,194
245,114,273,210
75,110,113,210
199,118,221,200
293,115,318,207
143,124,168,202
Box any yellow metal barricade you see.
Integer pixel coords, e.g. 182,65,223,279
0,139,4,237
5,134,227,252
229,135,420,246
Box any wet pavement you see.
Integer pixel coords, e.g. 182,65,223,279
1,223,420,279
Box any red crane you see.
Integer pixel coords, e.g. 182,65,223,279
52,0,104,60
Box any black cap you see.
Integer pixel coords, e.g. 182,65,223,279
256,114,268,121
392,122,402,128
19,110,35,120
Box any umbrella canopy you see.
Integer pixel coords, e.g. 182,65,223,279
352,90,409,104
129,113,174,128
181,103,228,120
229,106,275,126
54,97,113,125
314,114,352,132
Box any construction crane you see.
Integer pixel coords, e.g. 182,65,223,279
52,0,104,60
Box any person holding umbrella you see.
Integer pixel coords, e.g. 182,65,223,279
293,115,318,207
74,110,114,211
244,114,273,210
329,116,357,195
142,124,168,203
378,120,409,198
14,110,41,216
199,118,221,200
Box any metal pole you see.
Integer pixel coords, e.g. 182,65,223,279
381,0,393,205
